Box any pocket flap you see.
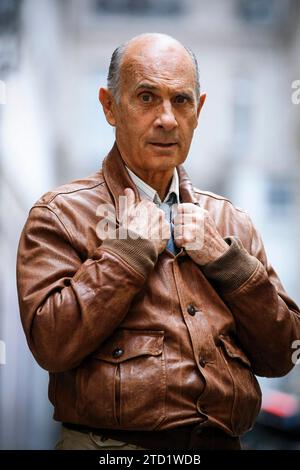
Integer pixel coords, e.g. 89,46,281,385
219,335,251,367
92,329,164,363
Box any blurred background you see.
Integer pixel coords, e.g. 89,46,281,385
1,0,300,450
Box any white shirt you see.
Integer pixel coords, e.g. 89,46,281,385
125,166,180,204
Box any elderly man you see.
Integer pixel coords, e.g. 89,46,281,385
17,33,300,450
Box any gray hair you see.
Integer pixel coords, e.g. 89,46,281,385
107,39,200,103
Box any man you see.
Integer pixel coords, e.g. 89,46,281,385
17,33,300,450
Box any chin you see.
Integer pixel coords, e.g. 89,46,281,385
147,160,179,173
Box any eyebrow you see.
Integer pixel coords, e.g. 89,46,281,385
135,83,159,92
135,83,195,101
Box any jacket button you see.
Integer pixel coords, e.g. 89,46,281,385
112,348,124,358
196,419,208,432
199,356,206,367
187,304,197,316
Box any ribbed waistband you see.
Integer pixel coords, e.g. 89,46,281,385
62,422,241,450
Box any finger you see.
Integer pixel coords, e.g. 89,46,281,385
171,203,178,221
162,220,171,241
173,213,195,225
174,236,184,248
173,221,183,239
172,214,182,225
124,187,136,208
120,188,136,225
176,203,195,215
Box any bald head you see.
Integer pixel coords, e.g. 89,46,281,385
107,33,200,102
99,32,205,188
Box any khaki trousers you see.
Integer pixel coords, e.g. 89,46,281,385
55,425,146,450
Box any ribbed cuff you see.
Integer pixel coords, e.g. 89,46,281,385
201,236,259,294
99,229,158,278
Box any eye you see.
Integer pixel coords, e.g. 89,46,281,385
174,95,189,104
174,95,187,104
139,93,153,103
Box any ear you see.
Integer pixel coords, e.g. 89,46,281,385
197,93,206,118
99,87,117,127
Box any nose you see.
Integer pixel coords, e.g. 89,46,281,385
154,100,178,131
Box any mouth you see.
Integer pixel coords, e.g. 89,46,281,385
149,142,178,148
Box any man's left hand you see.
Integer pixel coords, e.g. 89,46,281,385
173,203,230,265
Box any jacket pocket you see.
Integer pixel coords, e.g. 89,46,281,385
76,329,166,430
219,334,262,435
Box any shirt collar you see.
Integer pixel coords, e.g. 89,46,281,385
125,166,180,204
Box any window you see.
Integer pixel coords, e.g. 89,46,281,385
237,0,286,26
94,0,183,16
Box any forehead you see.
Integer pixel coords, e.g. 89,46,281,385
120,45,196,91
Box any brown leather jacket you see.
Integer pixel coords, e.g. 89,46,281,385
16,143,300,437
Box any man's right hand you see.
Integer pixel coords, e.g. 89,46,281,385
121,188,170,255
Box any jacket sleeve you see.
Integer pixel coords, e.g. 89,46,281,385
16,205,157,373
201,214,300,378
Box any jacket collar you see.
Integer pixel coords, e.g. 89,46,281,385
102,142,198,222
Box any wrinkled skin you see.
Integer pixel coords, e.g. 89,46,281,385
99,33,228,264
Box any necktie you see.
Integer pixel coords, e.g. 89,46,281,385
158,192,179,255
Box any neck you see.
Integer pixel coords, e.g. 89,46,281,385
128,166,174,201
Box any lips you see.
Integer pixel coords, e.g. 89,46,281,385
149,142,177,147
